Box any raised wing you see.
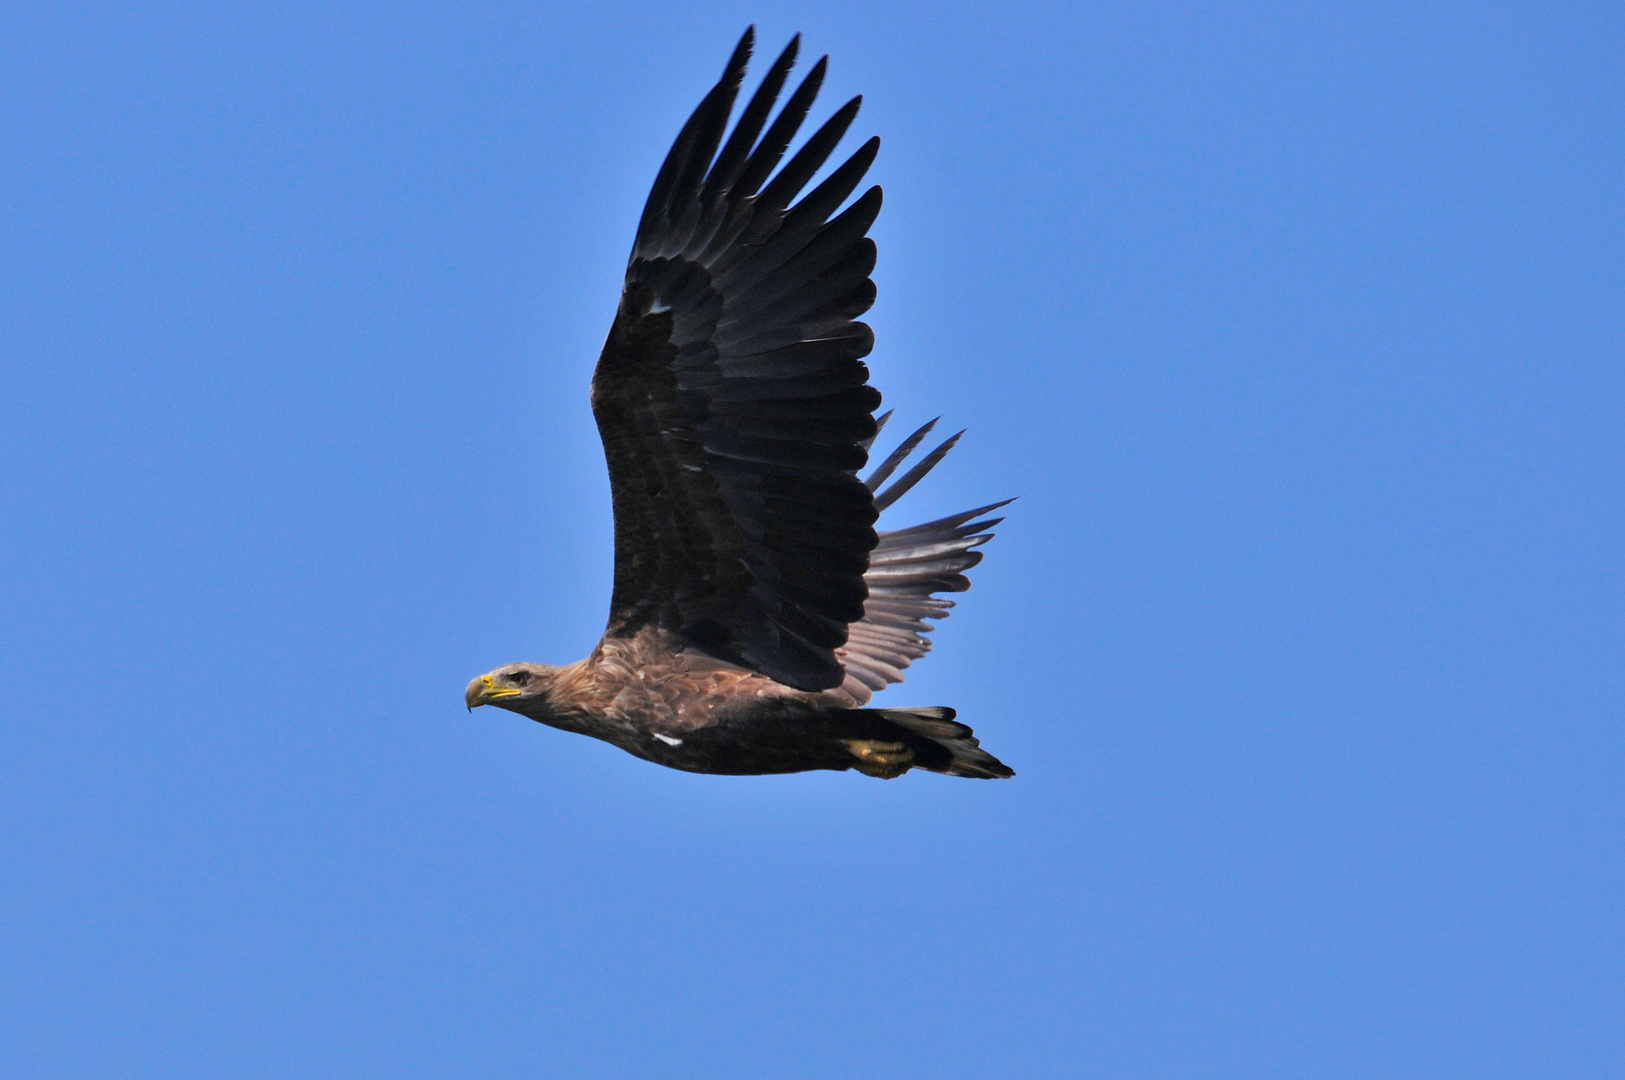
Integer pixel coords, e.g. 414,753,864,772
833,417,1013,706
591,29,884,691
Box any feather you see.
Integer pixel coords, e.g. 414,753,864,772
873,431,963,511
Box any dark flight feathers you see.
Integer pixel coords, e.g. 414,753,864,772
592,27,886,691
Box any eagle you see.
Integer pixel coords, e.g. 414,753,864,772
465,29,1014,779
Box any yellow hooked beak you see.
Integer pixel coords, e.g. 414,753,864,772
465,672,523,710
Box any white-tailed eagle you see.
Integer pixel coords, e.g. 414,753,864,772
466,29,1013,779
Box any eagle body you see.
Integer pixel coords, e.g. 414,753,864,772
467,629,1011,778
466,29,1013,779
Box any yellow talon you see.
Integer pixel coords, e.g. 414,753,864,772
842,739,915,779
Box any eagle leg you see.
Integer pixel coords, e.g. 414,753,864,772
842,738,916,779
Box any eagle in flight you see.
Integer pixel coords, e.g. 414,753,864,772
465,29,1013,779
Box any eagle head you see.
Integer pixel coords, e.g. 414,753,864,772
465,663,556,712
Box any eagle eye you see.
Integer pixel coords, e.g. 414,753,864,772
507,671,531,686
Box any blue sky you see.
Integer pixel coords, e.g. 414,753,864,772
2,2,1621,1076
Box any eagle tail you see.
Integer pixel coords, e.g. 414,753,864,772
857,706,1014,779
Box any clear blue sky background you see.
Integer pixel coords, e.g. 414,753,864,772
3,2,1621,1076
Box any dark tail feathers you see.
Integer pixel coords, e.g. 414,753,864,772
862,706,1014,779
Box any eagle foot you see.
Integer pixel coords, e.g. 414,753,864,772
842,739,916,779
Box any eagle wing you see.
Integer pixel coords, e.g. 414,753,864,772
591,29,884,692
832,417,1014,705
